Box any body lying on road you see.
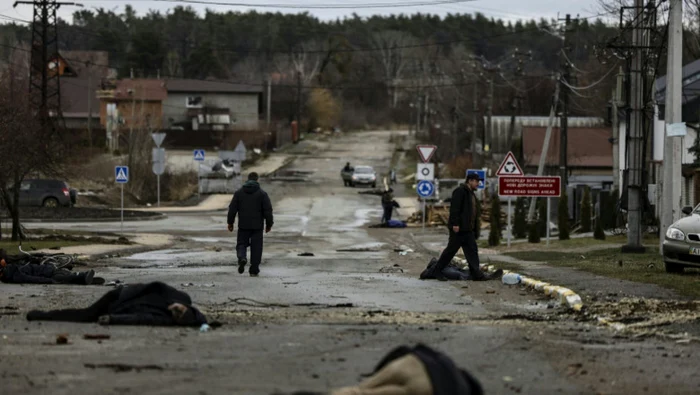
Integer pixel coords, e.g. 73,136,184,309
26,281,208,327
0,249,100,285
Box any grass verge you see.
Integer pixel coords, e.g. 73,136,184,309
503,247,700,299
478,234,659,251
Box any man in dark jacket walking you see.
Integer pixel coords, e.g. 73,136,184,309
429,173,494,281
227,172,274,276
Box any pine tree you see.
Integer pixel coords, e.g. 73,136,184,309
488,196,501,246
594,215,606,240
580,186,592,233
538,198,547,237
558,188,570,240
528,220,541,243
513,197,527,239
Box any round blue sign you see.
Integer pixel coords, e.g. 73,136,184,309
417,180,434,198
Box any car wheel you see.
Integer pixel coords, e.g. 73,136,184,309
42,197,59,208
350,182,354,187
664,261,684,273
372,183,376,188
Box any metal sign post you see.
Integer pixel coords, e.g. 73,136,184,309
115,166,129,233
546,197,551,245
416,180,434,233
507,197,512,247
422,198,426,232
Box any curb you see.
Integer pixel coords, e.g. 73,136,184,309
484,265,583,311
451,258,584,311
13,213,167,223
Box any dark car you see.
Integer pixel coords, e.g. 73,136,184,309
15,179,77,208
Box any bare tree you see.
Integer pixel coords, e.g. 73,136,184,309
0,65,68,241
370,31,419,108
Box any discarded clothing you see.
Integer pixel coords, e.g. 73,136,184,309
26,281,207,326
420,258,471,281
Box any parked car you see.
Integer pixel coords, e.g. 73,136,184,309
662,204,700,272
348,166,377,188
11,179,77,208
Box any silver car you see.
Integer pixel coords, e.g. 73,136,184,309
662,204,700,272
349,166,377,188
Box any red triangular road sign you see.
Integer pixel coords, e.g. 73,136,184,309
496,151,524,176
416,145,437,163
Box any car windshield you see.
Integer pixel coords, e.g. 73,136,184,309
354,167,373,174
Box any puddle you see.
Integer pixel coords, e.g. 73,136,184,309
190,237,222,243
126,249,209,261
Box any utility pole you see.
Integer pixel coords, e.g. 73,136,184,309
485,76,494,156
472,81,479,167
416,95,422,135
527,78,561,223
266,78,272,132
13,0,81,126
296,71,302,128
623,0,648,253
559,14,572,187
86,61,93,150
661,0,684,254
423,92,430,136
611,77,620,194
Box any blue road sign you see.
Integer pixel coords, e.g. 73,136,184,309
466,169,486,190
417,180,434,198
115,166,129,183
193,149,206,161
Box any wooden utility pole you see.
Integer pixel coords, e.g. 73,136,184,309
623,0,647,253
485,76,494,156
660,0,684,255
527,79,561,223
296,71,302,128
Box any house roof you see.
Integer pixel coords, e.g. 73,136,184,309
58,51,112,78
113,79,168,101
522,126,613,168
165,78,262,94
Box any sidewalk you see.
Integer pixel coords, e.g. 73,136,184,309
36,234,174,259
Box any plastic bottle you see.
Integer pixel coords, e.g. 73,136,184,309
501,273,521,285
200,323,211,333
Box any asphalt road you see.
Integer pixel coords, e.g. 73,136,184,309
4,131,700,395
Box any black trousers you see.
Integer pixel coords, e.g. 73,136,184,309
237,229,264,274
433,230,483,278
382,204,393,223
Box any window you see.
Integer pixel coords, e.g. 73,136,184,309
186,96,203,108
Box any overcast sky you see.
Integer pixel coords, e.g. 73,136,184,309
1,0,610,26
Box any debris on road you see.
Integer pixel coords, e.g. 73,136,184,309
84,363,163,372
56,334,69,345
298,252,315,256
379,265,404,273
83,334,111,340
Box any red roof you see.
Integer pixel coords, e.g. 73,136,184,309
522,126,613,168
113,79,167,101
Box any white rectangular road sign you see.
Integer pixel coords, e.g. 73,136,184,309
416,163,435,181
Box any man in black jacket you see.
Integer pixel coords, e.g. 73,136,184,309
429,173,493,281
227,172,274,276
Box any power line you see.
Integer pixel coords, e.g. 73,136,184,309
560,63,619,91
80,0,478,9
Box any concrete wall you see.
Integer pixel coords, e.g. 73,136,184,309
163,92,259,131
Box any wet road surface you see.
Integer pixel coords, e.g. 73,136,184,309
5,131,700,395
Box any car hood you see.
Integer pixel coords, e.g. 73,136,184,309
672,214,700,234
